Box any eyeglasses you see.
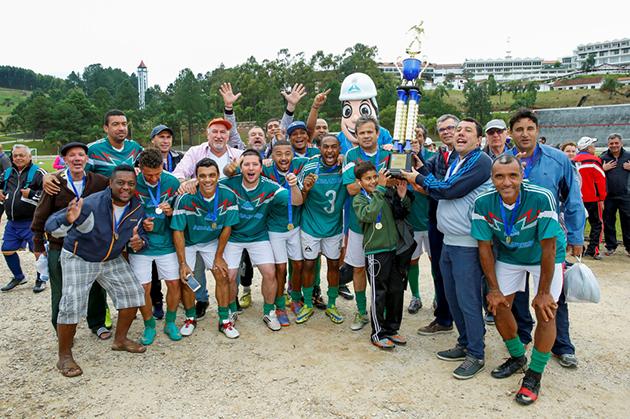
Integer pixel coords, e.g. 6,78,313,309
437,125,456,133
486,128,505,135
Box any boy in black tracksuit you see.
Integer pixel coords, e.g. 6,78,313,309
352,161,414,349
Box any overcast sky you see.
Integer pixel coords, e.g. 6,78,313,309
5,0,628,89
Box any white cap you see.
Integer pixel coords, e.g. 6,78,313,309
424,138,434,146
339,72,377,101
577,136,597,150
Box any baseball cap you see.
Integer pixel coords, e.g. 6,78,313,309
424,138,434,146
60,142,88,156
287,121,307,137
207,118,232,130
150,124,174,139
577,136,597,150
484,119,507,132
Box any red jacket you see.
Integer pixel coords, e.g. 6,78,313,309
574,152,607,202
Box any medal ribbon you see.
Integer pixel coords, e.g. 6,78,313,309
315,159,339,178
514,145,539,179
359,147,380,168
272,163,293,228
66,169,85,200
113,204,130,239
164,153,173,172
202,188,220,223
361,189,382,225
146,179,161,211
499,193,521,242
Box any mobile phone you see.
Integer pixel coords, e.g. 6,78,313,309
185,274,201,292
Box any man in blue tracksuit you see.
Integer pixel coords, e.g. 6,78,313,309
508,109,585,369
403,118,492,380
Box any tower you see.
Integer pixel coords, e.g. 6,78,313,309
137,60,148,110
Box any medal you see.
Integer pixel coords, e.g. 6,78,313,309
211,222,217,229
375,222,383,230
66,169,85,200
155,207,163,215
506,236,512,244
147,178,162,216
202,187,220,226
287,223,294,230
499,192,521,246
272,163,294,230
361,189,383,229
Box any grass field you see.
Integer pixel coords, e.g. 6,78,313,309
0,87,30,118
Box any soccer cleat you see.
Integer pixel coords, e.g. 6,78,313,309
140,327,157,345
180,317,197,337
452,355,485,380
436,345,467,361
491,356,528,379
276,309,290,327
407,297,422,314
325,306,344,324
263,310,282,331
163,322,182,341
372,337,395,350
296,306,315,324
239,292,252,309
1,277,27,292
350,312,369,331
515,370,541,405
290,300,304,316
219,320,240,339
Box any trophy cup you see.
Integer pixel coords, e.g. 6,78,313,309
388,22,428,177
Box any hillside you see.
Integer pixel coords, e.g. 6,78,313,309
0,87,30,118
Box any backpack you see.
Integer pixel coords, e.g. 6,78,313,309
2,164,39,189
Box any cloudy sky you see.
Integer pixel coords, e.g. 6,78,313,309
5,0,628,89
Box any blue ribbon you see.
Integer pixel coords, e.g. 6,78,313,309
272,163,293,228
146,179,162,216
164,153,173,172
499,193,521,241
513,145,539,179
66,169,85,200
359,147,380,167
446,155,460,178
315,159,339,177
361,189,382,225
201,188,220,225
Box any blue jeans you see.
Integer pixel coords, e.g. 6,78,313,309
440,244,485,359
428,222,453,327
193,253,209,303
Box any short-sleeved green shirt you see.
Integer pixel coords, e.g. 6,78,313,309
471,183,566,265
220,175,288,243
262,157,307,233
299,157,348,238
134,171,180,256
170,184,240,246
342,146,391,233
294,147,321,158
86,138,143,176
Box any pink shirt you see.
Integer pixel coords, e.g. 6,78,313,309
172,143,243,180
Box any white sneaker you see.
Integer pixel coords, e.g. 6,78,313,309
219,320,240,339
180,317,196,337
263,310,281,331
229,310,238,324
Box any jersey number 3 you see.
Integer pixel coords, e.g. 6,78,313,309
324,190,336,214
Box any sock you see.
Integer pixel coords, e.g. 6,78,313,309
408,264,420,298
218,306,229,322
327,286,339,308
529,348,551,374
302,286,314,308
4,253,24,279
275,295,286,310
144,317,156,329
355,290,367,315
505,337,526,358
314,258,321,287
185,307,196,319
165,310,177,324
229,300,238,313
291,290,302,302
263,303,275,315
242,286,251,294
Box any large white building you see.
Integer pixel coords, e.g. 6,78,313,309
575,38,630,68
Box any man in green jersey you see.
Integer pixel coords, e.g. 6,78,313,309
287,121,320,158
128,149,182,344
171,158,240,338
296,134,348,324
472,154,565,405
221,150,303,332
342,116,392,331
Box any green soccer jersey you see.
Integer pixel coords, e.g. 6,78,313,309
134,171,180,256
262,157,308,233
342,146,392,234
299,157,348,238
407,190,429,232
86,138,143,177
294,147,321,158
471,183,566,265
220,174,288,243
170,184,240,246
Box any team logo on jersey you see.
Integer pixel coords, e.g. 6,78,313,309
485,208,540,234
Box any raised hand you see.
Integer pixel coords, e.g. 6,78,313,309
377,168,390,187
312,88,331,109
219,82,242,109
396,180,408,198
282,83,307,112
129,226,144,252
285,173,298,187
302,173,317,192
142,217,155,232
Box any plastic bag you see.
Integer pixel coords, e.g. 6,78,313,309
563,257,600,303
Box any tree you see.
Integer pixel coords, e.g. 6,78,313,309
600,76,621,98
581,53,596,72
463,79,492,124
511,82,538,110
487,75,498,96
172,69,207,145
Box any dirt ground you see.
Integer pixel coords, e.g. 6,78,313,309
0,247,629,418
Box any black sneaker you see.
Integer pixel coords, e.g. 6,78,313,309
436,345,467,361
452,355,485,380
32,279,47,293
1,277,27,292
195,301,209,319
312,286,327,310
515,370,541,405
338,285,354,300
491,355,527,379
152,304,165,320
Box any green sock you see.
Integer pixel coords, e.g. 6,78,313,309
218,306,229,322
302,286,314,308
355,290,367,315
314,258,321,287
291,290,302,302
327,286,339,308
408,264,420,298
185,307,196,319
529,348,551,374
505,337,526,358
144,317,156,329
165,310,177,324
275,295,286,310
263,303,275,315
229,300,237,313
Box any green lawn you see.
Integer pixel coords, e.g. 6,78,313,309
0,87,30,118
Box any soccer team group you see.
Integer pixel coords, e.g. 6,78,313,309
0,84,591,405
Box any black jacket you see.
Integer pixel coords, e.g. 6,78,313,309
1,162,45,221
600,148,630,199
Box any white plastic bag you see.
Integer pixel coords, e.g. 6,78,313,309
563,257,600,303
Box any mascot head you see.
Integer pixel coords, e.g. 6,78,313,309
339,72,379,145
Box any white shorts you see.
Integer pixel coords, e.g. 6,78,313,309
344,229,365,268
269,228,303,263
224,240,276,269
301,231,343,260
495,261,564,302
185,241,218,270
129,253,180,285
411,230,431,260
